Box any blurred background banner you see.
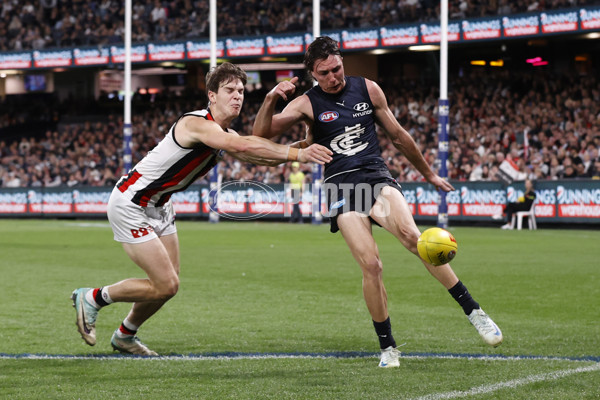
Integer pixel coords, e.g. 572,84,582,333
1,181,597,224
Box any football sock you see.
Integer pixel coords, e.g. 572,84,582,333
116,318,139,338
373,317,397,349
448,280,480,315
86,287,114,309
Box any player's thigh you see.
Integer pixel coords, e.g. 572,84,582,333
122,238,178,286
370,186,420,254
159,233,180,275
337,211,379,266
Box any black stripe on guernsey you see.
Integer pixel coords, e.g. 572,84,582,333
131,146,217,207
171,110,212,149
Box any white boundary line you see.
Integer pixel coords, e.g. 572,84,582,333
411,363,600,400
0,352,598,362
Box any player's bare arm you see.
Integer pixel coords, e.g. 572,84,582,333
288,125,315,149
177,115,332,165
253,78,313,139
366,79,454,192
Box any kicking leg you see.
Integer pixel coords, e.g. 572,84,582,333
371,186,502,347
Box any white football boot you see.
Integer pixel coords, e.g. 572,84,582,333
111,330,158,356
378,346,401,368
468,308,503,347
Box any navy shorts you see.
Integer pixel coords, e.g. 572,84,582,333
322,167,403,233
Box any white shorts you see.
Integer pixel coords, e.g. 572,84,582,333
107,187,177,244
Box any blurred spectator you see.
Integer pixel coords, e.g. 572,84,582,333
1,68,599,188
1,0,598,51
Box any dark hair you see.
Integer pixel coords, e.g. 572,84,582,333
205,62,247,94
303,36,342,72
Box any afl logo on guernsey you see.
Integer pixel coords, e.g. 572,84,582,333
319,111,339,123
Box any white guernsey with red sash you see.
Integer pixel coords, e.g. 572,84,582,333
117,109,222,207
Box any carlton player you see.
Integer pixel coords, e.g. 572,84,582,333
71,62,332,355
253,37,502,368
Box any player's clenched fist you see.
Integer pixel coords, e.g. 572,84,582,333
298,143,333,165
268,76,299,101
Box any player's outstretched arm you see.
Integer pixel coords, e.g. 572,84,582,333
366,79,455,192
179,116,332,165
229,141,331,166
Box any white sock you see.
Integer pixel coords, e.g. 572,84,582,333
123,318,139,332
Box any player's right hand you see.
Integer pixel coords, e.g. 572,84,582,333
428,175,455,192
268,76,299,101
298,143,333,165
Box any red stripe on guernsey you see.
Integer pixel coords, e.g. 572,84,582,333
118,170,142,193
205,111,214,121
137,150,213,207
92,288,100,298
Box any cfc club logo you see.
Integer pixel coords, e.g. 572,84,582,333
319,111,339,123
330,124,368,156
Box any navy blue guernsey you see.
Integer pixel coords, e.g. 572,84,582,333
305,76,386,180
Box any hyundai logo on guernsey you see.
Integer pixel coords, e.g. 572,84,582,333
319,111,339,123
352,102,372,118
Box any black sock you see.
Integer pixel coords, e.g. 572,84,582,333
448,281,479,315
373,317,397,349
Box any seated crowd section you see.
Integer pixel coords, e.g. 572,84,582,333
1,67,599,189
1,0,597,52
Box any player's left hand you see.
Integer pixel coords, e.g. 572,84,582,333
428,175,455,192
298,143,333,165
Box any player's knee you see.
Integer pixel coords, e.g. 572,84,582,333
403,228,420,254
155,276,179,300
361,256,383,279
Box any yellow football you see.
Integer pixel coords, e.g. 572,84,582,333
417,227,458,266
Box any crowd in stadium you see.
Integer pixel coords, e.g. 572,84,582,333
0,0,595,51
1,67,599,189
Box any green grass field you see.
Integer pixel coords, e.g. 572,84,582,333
0,219,598,399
